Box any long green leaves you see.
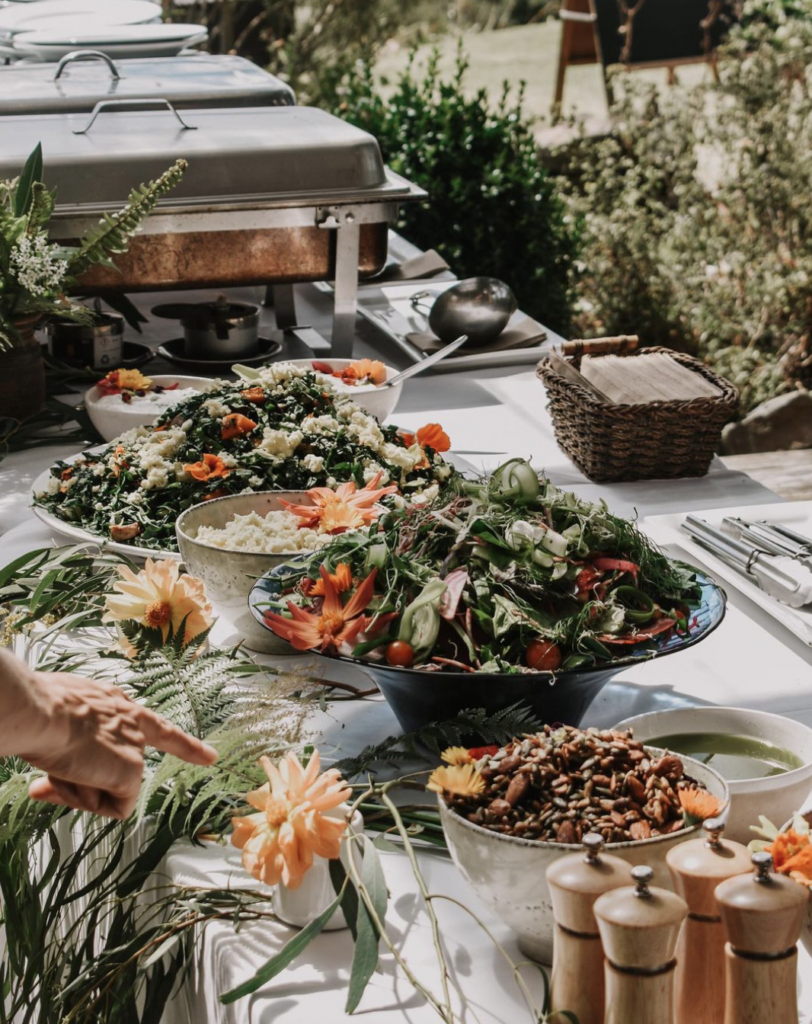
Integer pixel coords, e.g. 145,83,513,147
346,835,386,1013
219,890,345,1004
13,143,42,217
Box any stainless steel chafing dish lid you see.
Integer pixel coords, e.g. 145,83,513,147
0,105,411,212
0,53,295,116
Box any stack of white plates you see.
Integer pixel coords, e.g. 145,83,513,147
0,0,208,61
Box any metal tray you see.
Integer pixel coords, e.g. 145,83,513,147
0,52,295,115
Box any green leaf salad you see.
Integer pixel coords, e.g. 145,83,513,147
34,364,453,551
261,459,703,673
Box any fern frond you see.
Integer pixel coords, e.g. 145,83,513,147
25,182,55,235
66,159,187,279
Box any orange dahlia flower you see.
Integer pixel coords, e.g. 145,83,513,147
231,750,352,890
184,453,231,482
221,413,258,441
263,565,377,653
280,472,397,535
678,788,723,827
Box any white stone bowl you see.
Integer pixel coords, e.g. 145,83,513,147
85,374,212,441
283,358,402,423
176,490,317,654
614,707,812,844
438,750,728,964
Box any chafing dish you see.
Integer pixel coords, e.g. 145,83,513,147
0,52,295,115
0,104,425,355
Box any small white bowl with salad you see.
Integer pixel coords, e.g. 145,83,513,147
280,357,402,422
85,369,214,442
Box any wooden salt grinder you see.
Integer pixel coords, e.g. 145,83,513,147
594,865,688,1024
715,851,808,1024
666,816,752,1024
546,833,629,1024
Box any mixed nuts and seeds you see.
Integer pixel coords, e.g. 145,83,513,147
440,725,711,843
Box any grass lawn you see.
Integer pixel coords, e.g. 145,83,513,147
376,20,714,138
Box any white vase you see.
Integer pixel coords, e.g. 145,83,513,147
272,806,364,931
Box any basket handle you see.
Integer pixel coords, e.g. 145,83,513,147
562,335,639,357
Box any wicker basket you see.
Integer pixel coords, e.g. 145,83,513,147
536,343,739,483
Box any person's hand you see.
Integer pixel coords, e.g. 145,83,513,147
0,652,217,819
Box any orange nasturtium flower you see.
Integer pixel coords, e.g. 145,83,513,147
280,472,398,535
263,565,378,653
231,750,352,890
400,423,452,453
678,788,723,827
241,386,266,404
221,413,258,441
184,453,231,482
307,562,353,597
342,358,387,385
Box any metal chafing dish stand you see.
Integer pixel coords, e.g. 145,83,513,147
0,103,425,357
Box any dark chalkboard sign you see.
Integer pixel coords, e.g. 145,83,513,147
592,0,732,67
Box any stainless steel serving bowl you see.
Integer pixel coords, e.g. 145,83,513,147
176,490,316,653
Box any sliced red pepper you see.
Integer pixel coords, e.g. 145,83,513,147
575,566,603,600
311,360,334,374
591,556,640,581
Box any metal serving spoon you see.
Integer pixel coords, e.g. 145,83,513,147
411,277,517,347
381,334,469,387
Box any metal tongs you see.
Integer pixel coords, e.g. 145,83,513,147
681,515,812,608
721,518,812,567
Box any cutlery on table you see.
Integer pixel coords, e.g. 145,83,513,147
722,517,812,567
681,514,812,608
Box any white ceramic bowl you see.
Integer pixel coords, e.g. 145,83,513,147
614,707,812,845
85,373,213,442
439,750,728,964
176,490,321,654
283,358,402,422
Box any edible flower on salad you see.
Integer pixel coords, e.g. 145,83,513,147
306,562,353,597
184,453,231,482
280,473,398,535
221,413,258,441
263,564,379,653
96,368,155,396
311,358,387,386
400,423,451,454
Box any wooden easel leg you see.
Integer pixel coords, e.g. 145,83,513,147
554,17,575,107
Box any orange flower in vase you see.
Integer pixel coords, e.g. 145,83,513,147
263,565,378,653
231,749,352,889
280,473,397,534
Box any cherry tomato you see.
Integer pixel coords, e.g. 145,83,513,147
524,639,563,671
386,641,415,668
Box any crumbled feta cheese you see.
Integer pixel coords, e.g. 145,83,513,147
363,462,390,484
410,483,440,505
302,415,340,436
216,451,238,468
202,398,231,418
302,454,325,473
249,475,264,488
194,509,333,554
255,428,303,460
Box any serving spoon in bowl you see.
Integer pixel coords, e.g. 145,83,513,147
380,333,468,388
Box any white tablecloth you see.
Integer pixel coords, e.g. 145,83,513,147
4,284,812,1023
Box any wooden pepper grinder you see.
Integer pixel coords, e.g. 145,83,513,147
715,851,808,1024
666,816,752,1024
546,833,630,1024
594,865,688,1024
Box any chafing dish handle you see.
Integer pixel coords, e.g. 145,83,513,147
72,98,197,136
55,51,120,81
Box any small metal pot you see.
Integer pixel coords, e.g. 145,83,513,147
181,298,259,359
47,312,124,369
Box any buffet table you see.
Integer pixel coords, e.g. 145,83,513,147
3,275,812,1023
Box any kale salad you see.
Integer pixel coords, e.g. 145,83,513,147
35,364,453,551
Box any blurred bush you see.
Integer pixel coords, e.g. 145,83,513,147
333,48,581,335
559,16,812,413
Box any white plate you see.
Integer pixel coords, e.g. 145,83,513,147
643,500,812,647
12,23,207,59
31,448,478,562
0,0,161,34
31,446,179,561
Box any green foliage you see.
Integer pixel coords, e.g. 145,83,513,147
0,149,185,351
560,23,812,414
333,47,580,334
